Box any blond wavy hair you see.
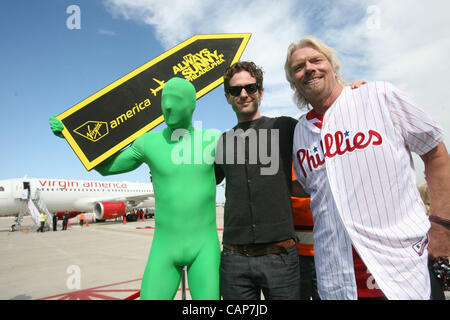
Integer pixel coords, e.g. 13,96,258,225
284,35,347,110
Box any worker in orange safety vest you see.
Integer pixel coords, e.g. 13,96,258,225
291,167,320,300
78,213,85,227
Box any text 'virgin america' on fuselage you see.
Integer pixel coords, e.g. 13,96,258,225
0,177,155,221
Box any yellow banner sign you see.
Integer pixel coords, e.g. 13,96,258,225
56,33,251,170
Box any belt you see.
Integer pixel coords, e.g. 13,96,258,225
223,239,295,257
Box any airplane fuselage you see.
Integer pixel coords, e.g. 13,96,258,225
0,178,154,216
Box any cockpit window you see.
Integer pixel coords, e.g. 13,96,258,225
0,186,4,191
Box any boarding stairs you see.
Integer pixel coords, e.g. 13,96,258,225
33,189,53,229
11,189,53,232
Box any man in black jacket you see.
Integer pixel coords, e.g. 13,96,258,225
215,61,300,300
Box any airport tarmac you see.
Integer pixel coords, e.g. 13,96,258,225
0,207,225,300
0,207,448,300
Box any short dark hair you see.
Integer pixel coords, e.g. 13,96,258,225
223,61,264,94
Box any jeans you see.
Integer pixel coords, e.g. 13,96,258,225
220,244,300,300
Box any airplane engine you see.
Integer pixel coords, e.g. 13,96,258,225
94,201,126,220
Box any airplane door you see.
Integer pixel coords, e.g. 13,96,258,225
11,180,29,200
23,182,31,199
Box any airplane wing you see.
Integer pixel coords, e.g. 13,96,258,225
74,193,154,209
120,194,155,207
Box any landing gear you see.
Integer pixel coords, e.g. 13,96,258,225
10,223,21,232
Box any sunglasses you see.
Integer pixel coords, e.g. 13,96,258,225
227,83,260,96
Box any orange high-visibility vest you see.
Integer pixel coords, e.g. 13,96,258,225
291,167,314,256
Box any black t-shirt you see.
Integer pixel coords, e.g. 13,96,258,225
215,116,298,245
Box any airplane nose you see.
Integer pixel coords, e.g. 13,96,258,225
0,181,18,215
0,198,16,215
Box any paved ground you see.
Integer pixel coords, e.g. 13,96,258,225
0,207,224,300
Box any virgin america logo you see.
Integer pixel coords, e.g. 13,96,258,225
296,129,383,178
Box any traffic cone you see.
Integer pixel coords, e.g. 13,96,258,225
123,215,127,224
86,218,89,227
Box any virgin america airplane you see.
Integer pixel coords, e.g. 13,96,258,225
0,177,154,231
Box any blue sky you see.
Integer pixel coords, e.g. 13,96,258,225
1,0,449,192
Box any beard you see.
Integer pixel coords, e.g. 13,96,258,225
232,97,261,119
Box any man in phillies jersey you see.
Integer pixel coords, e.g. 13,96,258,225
285,35,450,299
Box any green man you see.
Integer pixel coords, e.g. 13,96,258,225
50,77,221,299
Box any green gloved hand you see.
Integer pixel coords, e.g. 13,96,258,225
49,115,65,138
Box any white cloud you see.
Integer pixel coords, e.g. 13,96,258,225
97,29,117,36
102,0,307,109
103,0,215,46
361,2,450,124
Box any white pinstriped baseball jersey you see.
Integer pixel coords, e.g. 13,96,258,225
293,81,443,300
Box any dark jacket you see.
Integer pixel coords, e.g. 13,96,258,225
215,116,298,245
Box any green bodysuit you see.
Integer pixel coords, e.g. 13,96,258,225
50,77,221,299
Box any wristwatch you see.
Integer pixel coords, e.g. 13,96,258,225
429,215,450,229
